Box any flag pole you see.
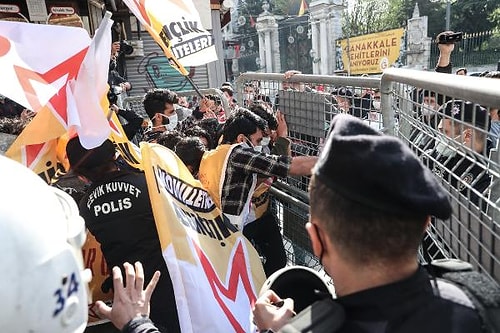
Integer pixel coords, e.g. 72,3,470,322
185,75,204,99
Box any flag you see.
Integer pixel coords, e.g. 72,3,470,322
249,14,256,28
141,142,266,333
298,0,308,16
122,0,217,75
66,12,113,149
2,14,113,180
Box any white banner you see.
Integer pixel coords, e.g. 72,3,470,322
141,143,265,333
123,0,218,69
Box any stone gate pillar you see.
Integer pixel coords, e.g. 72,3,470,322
255,2,280,73
406,3,431,70
309,0,346,75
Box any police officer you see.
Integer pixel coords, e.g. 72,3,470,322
428,100,491,209
65,137,181,333
252,114,482,332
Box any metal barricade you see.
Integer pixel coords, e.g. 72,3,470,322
236,72,383,270
237,70,500,286
381,69,500,285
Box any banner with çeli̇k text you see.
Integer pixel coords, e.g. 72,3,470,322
140,142,266,333
122,0,217,76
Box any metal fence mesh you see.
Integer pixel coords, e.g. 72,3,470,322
124,71,500,286
237,71,500,286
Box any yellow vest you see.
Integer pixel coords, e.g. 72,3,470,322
248,177,274,222
198,143,256,230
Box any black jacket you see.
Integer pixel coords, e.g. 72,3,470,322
283,267,482,333
79,170,180,333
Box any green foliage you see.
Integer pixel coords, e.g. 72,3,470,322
342,0,390,37
342,0,500,40
273,0,289,16
449,0,500,33
490,7,500,29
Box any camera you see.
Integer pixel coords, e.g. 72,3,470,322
437,31,463,44
120,40,134,55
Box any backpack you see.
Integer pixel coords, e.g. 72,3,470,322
428,259,500,333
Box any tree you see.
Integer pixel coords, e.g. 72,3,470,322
342,0,390,37
449,0,500,33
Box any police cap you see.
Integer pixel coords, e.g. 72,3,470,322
313,114,452,219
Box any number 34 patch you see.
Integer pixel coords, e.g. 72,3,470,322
53,272,80,317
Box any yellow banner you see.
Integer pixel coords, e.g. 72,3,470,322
141,142,265,332
340,28,405,75
82,232,112,325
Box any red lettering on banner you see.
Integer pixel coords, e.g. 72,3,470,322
82,246,109,276
193,239,256,333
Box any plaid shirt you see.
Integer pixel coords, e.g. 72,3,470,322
221,145,292,216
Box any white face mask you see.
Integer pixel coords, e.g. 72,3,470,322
244,136,263,152
164,113,178,131
421,103,436,116
434,135,460,158
261,137,271,147
372,101,381,110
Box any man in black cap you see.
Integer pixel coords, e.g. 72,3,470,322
65,137,181,333
427,100,491,208
252,114,482,332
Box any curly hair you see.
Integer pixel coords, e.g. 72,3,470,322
143,88,179,119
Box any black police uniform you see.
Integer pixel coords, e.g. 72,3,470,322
333,266,482,333
278,115,483,333
280,268,483,333
79,169,180,333
429,150,491,209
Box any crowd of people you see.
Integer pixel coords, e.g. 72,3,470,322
1,30,498,333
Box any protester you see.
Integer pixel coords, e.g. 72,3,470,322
65,136,181,333
245,103,290,276
0,95,27,118
198,108,317,230
109,102,144,141
220,84,237,112
0,154,161,333
174,136,206,178
252,114,482,332
142,88,184,140
108,41,132,108
155,130,184,149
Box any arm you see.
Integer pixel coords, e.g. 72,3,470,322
289,156,318,176
114,106,144,140
271,137,291,156
232,146,292,178
95,262,161,332
435,43,455,74
270,111,291,156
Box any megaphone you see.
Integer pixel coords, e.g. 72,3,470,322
259,266,335,313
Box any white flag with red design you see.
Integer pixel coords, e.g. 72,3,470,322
141,142,266,333
2,14,112,181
